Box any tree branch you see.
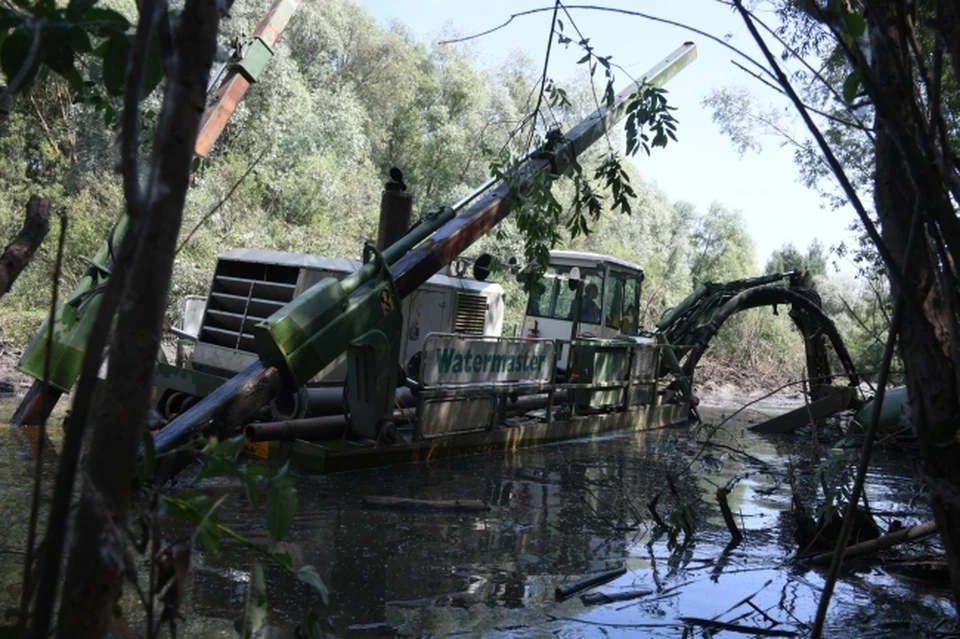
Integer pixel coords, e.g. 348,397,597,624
0,195,50,298
28,0,165,635
729,0,925,326
54,0,223,634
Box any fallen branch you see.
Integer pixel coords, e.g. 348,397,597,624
0,195,50,299
717,486,743,545
679,617,798,637
809,520,937,566
555,565,626,601
580,588,653,606
360,496,490,512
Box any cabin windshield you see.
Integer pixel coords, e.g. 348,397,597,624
604,270,642,335
525,266,603,321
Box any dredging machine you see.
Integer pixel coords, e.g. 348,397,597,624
10,38,869,473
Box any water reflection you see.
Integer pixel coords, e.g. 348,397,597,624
0,403,954,638
179,417,951,637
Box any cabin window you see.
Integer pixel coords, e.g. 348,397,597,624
604,270,641,334
525,266,602,321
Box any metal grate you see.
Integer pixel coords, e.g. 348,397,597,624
453,293,488,335
198,259,299,353
631,344,659,382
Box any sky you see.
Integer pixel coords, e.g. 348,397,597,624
358,0,861,273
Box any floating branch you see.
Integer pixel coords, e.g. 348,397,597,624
580,588,653,606
679,617,799,637
555,565,627,602
809,520,937,566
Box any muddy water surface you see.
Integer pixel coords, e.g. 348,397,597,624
0,400,954,638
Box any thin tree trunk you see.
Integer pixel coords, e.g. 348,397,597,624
52,1,222,636
868,0,960,611
0,195,49,298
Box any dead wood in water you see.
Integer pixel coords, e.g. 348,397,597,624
554,565,627,601
0,195,50,298
580,588,653,606
360,496,490,512
809,520,937,566
716,486,743,545
679,617,798,637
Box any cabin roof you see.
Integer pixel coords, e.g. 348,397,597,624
548,250,644,274
218,248,503,293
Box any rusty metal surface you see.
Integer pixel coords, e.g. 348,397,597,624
195,0,301,157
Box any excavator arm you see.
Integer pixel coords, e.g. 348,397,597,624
12,0,302,426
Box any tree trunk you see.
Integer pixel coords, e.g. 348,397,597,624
867,0,960,611
52,1,221,637
0,195,49,299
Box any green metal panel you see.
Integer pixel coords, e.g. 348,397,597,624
238,37,274,82
153,362,229,400
569,339,630,406
253,243,404,388
18,215,129,391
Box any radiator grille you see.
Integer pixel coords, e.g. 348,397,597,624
631,344,659,382
198,259,299,353
453,293,488,335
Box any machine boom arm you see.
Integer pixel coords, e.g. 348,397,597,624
11,0,302,426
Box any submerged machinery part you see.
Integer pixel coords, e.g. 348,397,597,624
244,390,566,442
679,285,860,391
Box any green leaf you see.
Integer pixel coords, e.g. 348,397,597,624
65,27,93,54
273,551,293,570
235,562,268,639
216,434,248,458
298,612,325,639
198,519,222,559
45,44,84,94
161,492,212,525
843,69,861,103
266,463,297,542
102,35,131,97
1,29,37,91
844,12,866,38
296,565,329,605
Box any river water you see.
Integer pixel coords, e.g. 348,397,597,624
0,400,954,638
